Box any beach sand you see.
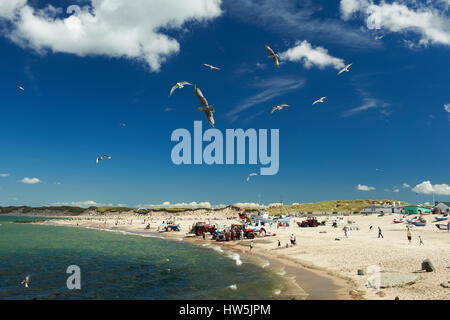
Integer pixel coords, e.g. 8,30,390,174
41,212,449,300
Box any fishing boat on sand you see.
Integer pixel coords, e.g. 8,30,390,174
435,224,449,230
435,216,448,222
411,218,427,227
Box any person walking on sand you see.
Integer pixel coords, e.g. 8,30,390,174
343,226,348,238
419,235,424,245
290,234,296,246
407,227,412,244
278,240,281,248
249,240,254,252
369,225,373,232
378,226,384,238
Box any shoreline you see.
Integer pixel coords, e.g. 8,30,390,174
8,212,448,300
35,217,350,300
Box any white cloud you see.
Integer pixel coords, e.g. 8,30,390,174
356,184,375,191
340,0,450,47
384,188,400,193
341,97,390,117
340,0,370,20
226,0,376,48
137,201,212,209
20,177,40,184
233,202,267,208
268,202,283,207
0,0,26,19
50,200,128,207
444,103,450,112
228,76,306,120
402,183,411,188
50,200,101,207
0,0,223,71
0,173,10,177
412,180,450,195
279,40,346,70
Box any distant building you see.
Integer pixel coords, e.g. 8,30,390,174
433,202,450,214
362,205,402,214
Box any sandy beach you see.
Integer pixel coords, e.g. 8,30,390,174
40,211,449,300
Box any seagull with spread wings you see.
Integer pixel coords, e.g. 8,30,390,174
195,85,215,127
313,96,327,105
204,64,220,71
270,104,289,114
247,173,258,182
18,86,24,91
265,45,279,68
169,81,192,97
375,35,385,40
338,63,352,75
96,155,112,164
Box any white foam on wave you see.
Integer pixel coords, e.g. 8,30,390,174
212,246,224,253
274,289,281,295
229,284,237,290
226,252,242,266
261,261,270,268
278,270,286,276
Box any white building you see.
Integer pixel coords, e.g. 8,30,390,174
362,205,403,214
433,202,450,214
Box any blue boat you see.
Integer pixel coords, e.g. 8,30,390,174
435,216,448,221
412,221,426,227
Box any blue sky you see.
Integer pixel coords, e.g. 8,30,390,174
0,0,449,208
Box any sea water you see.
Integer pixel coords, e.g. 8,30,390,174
0,216,282,300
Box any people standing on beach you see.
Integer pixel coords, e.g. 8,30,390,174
378,227,384,238
290,234,296,245
278,240,281,248
343,226,348,238
369,225,373,232
202,232,206,240
249,240,254,252
407,227,412,244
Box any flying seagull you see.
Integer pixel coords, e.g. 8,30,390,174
338,63,352,75
169,81,192,97
375,35,385,40
313,96,327,105
119,123,126,127
246,173,258,182
270,104,289,114
21,275,30,288
96,155,112,164
18,86,24,91
265,45,279,68
204,64,220,71
195,85,215,127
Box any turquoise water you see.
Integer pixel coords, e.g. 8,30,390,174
0,216,282,300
